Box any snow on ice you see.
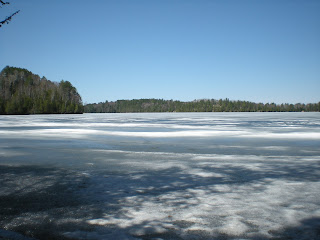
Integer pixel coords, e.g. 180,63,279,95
0,113,320,239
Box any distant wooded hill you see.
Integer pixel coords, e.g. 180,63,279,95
1,66,319,114
0,66,83,114
85,98,320,113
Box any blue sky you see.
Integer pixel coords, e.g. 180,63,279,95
1,0,319,104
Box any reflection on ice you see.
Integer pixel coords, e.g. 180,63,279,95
0,113,320,239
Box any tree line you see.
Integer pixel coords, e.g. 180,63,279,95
85,98,320,113
0,66,83,114
1,66,318,114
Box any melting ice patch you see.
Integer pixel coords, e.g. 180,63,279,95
0,112,320,239
1,128,319,140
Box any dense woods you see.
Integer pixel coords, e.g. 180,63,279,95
0,66,83,114
85,98,320,113
1,66,318,115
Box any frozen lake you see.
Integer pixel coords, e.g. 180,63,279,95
0,112,320,240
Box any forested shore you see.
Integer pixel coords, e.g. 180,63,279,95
85,98,320,113
0,66,83,114
1,66,319,115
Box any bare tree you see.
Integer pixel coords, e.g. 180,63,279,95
0,1,20,28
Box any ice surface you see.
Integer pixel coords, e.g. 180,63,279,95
0,112,320,239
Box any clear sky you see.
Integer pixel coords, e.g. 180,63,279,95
1,0,319,104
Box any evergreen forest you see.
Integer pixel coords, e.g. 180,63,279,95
85,98,320,113
1,66,319,115
0,66,83,114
